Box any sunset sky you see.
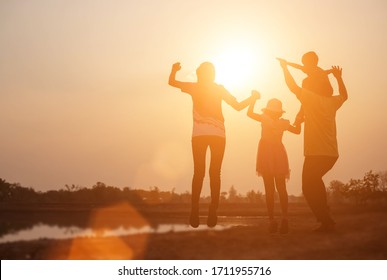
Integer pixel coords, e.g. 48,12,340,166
1,0,387,196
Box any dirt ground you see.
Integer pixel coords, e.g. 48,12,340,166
1,203,386,260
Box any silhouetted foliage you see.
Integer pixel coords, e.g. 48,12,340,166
0,178,264,205
328,170,387,205
246,189,264,204
328,180,348,204
2,170,387,206
228,185,240,202
0,178,12,201
378,170,387,192
0,179,39,202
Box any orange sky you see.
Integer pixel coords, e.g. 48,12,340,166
1,0,387,196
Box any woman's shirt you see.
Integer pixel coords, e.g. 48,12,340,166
179,82,236,138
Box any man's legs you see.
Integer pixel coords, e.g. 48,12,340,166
302,156,338,230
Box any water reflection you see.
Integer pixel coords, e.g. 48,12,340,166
0,222,232,243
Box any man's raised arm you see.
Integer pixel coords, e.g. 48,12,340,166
277,58,302,97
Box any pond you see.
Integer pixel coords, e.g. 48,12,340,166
0,216,262,243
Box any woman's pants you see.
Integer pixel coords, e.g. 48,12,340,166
191,136,226,211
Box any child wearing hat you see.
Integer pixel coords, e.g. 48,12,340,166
248,91,301,234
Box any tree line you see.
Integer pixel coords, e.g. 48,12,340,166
328,170,387,205
0,180,265,205
1,170,387,205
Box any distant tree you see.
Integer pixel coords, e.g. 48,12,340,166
246,189,263,204
228,185,239,202
378,170,387,192
148,186,161,203
344,170,384,204
220,191,228,203
179,191,191,203
157,188,178,203
169,188,179,203
121,187,143,205
328,180,348,204
200,195,211,203
64,184,82,192
0,178,12,201
363,170,379,192
4,183,39,202
362,170,383,203
345,178,364,204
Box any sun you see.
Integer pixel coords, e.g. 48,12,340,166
212,45,259,91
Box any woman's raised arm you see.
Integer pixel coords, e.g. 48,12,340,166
168,62,185,89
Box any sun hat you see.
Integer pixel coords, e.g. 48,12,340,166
262,98,285,113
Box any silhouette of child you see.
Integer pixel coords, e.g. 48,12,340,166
278,52,333,126
247,91,301,234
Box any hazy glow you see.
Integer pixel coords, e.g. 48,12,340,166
213,45,257,91
1,0,387,196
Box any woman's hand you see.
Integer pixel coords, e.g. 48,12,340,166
251,90,261,100
276,57,288,68
171,62,181,72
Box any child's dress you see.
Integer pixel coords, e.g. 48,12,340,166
256,114,290,179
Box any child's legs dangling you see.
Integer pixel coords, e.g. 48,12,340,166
275,175,288,219
263,176,275,220
263,175,278,233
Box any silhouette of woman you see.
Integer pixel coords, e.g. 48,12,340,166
168,61,256,228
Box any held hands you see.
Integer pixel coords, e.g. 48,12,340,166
171,62,181,72
276,57,288,68
251,90,261,100
293,117,304,127
331,65,342,79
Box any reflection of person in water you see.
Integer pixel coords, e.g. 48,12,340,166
247,91,301,234
279,58,348,232
168,61,256,228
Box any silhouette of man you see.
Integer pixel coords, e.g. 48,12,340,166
168,61,256,228
278,59,348,232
